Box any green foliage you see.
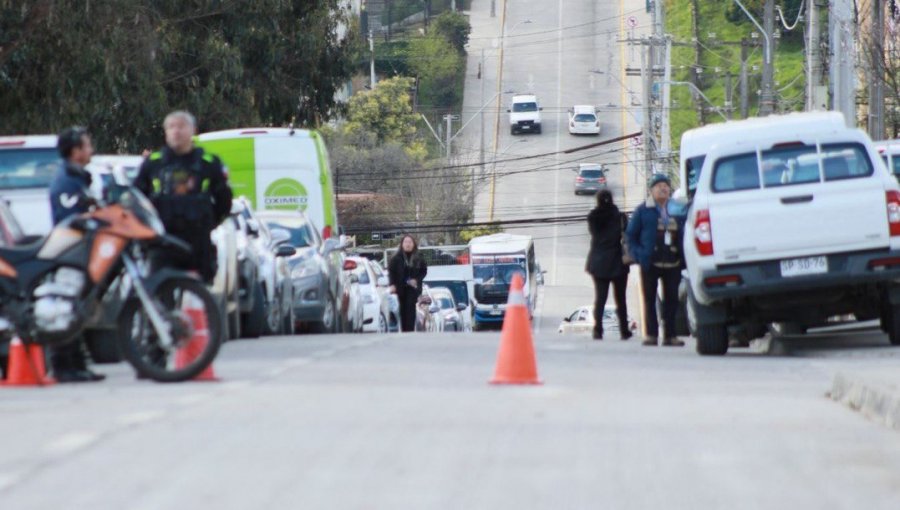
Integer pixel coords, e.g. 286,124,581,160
344,76,426,158
0,1,357,152
459,225,503,243
407,32,465,111
432,11,471,54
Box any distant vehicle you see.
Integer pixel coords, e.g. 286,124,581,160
86,155,143,199
256,210,347,333
429,286,466,332
558,305,637,335
573,163,608,195
197,128,339,240
0,134,59,235
683,111,900,355
346,257,394,333
426,279,472,332
341,256,365,333
508,94,543,135
875,139,900,181
469,234,542,330
415,286,444,332
568,105,601,135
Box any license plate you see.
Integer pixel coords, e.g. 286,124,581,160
521,125,531,130
780,256,828,277
490,310,503,316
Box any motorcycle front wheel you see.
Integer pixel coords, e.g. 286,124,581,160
118,277,222,382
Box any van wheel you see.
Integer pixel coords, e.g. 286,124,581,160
696,324,729,355
241,283,266,338
885,305,900,345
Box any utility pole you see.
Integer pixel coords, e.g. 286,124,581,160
806,0,825,110
724,71,734,119
478,48,486,207
868,0,886,139
740,38,750,118
641,41,654,178
759,0,776,115
491,0,496,18
830,0,857,127
451,0,456,12
443,114,459,162
369,28,376,89
660,36,673,174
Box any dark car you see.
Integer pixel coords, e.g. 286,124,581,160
256,210,347,333
573,164,608,195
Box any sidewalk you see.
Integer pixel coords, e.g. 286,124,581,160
831,367,900,431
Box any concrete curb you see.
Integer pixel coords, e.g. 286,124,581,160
831,372,900,431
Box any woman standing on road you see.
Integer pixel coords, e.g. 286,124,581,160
586,189,632,341
389,235,428,332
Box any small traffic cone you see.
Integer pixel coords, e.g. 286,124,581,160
490,273,541,385
1,338,55,387
174,303,218,382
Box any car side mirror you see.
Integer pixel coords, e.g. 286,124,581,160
563,316,571,322
269,228,291,247
506,109,511,113
429,305,440,314
246,218,260,236
539,107,544,111
275,245,296,258
377,276,389,287
322,238,340,254
456,303,467,312
230,202,243,215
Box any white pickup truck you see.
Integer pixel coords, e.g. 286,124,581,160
683,112,900,355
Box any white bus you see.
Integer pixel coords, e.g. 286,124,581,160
468,233,539,330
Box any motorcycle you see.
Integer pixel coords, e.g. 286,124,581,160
0,185,222,382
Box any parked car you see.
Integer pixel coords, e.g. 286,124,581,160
429,286,466,332
341,256,365,333
346,257,393,333
415,286,444,332
508,94,542,135
573,163,608,195
875,139,900,181
425,279,472,332
558,305,637,335
256,210,347,333
211,218,242,340
568,104,601,135
0,134,59,235
683,111,900,355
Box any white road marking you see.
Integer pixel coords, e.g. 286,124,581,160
116,410,167,427
42,431,100,457
551,0,564,286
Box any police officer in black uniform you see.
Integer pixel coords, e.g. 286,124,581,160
134,111,233,282
47,127,105,382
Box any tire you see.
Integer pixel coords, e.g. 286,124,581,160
696,324,729,356
886,305,900,345
536,126,542,134
281,305,295,335
241,283,266,338
226,280,241,341
84,329,122,364
263,287,282,336
674,301,690,337
510,127,517,135
309,294,336,334
378,314,388,333
117,277,222,383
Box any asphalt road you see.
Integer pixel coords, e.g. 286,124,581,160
2,329,900,509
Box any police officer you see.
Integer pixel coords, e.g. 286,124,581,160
48,127,105,382
134,111,232,282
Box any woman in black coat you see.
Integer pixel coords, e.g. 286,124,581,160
585,189,632,340
389,234,428,332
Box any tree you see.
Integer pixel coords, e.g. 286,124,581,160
343,76,425,157
407,33,464,111
432,11,471,54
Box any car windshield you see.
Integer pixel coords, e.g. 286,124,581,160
435,295,454,309
265,220,315,248
428,281,468,305
513,102,538,112
474,262,526,285
0,148,60,190
574,114,596,122
580,169,604,178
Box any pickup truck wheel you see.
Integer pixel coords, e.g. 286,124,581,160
696,324,729,355
536,126,542,134
886,306,900,345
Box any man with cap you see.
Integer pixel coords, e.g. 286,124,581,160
626,173,686,347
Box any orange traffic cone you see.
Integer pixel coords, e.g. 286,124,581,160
490,273,541,385
174,304,218,382
1,338,55,387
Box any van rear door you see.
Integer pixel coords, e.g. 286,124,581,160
707,143,889,265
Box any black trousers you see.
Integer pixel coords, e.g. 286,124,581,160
640,265,681,339
592,274,629,335
51,336,87,372
399,292,418,332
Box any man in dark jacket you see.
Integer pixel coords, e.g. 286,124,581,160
585,189,631,340
134,111,232,282
626,173,686,347
47,127,105,382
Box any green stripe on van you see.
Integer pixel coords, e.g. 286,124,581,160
311,130,336,232
196,138,256,208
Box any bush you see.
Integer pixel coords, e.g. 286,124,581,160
432,11,471,54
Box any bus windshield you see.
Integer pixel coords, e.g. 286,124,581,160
472,256,526,285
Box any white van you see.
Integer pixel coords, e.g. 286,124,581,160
0,135,59,235
197,128,339,239
683,112,900,354
508,95,542,135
